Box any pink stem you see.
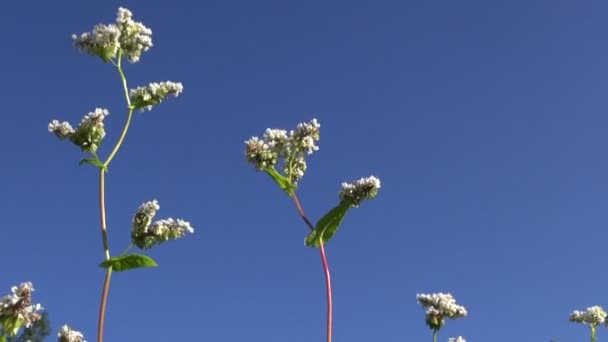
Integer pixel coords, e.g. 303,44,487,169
291,193,333,342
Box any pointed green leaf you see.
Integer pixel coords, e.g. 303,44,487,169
305,200,352,248
264,168,296,194
78,157,107,171
99,254,158,272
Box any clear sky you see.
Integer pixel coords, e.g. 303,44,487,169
1,1,608,341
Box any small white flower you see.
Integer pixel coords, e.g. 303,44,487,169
569,306,607,326
417,293,467,331
245,118,320,183
448,337,466,342
58,325,86,342
338,176,381,207
48,120,75,139
131,200,194,249
130,81,184,111
245,136,278,170
0,282,43,329
72,7,152,63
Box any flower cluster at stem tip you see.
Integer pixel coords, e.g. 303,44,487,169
0,282,43,330
58,325,86,342
448,337,466,342
417,293,467,331
130,81,184,111
339,176,381,207
131,200,194,249
72,7,152,63
48,108,109,153
569,305,607,327
245,118,320,184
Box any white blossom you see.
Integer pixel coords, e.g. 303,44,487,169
131,200,194,249
339,176,381,207
0,282,43,330
569,306,607,326
448,337,466,342
130,81,184,111
72,7,152,63
245,118,320,183
417,293,467,331
57,325,86,342
48,108,109,152
48,120,75,140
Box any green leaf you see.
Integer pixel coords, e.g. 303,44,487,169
2,317,23,337
0,335,6,342
305,200,352,248
99,254,158,272
264,168,295,194
78,157,107,171
132,99,158,111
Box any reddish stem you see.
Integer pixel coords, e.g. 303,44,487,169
291,193,333,342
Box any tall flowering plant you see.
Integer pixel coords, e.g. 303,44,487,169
245,119,381,342
47,8,193,342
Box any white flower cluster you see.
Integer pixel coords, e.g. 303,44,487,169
129,81,184,111
131,200,194,249
57,325,86,342
339,175,381,207
73,7,152,63
569,306,607,326
0,282,43,330
48,120,75,140
448,337,466,342
245,119,320,183
417,293,467,331
48,108,109,153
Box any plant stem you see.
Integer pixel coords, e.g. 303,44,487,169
104,61,133,168
97,170,112,342
591,325,597,342
97,55,135,342
433,330,437,342
291,192,333,342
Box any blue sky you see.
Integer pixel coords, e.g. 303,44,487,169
1,0,608,341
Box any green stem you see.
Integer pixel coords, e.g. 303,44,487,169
97,52,135,342
97,170,111,342
103,59,133,167
433,330,437,342
591,325,597,342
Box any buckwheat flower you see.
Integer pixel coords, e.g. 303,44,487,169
57,325,86,342
0,282,43,332
569,306,607,326
338,176,381,207
448,337,466,342
130,81,184,111
417,293,467,331
283,155,307,181
48,120,75,140
245,119,321,184
72,23,121,62
115,7,153,63
68,108,109,153
132,199,160,236
131,200,194,249
245,136,278,170
289,118,320,155
263,128,290,157
72,7,151,63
